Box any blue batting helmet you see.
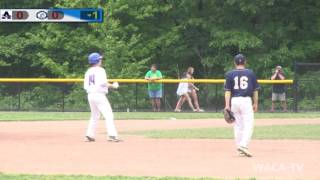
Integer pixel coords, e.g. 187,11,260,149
234,54,246,65
88,52,103,64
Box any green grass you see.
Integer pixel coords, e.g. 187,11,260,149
0,174,256,180
127,125,320,140
114,112,320,120
0,112,89,121
0,111,318,121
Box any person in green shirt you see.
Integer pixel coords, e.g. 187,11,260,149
145,64,163,112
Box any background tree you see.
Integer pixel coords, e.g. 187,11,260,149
0,0,319,111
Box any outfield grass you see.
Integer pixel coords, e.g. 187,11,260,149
0,174,256,180
0,111,318,121
127,125,320,140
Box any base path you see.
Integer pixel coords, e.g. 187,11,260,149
0,119,320,179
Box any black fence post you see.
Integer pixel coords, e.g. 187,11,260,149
62,83,65,112
17,83,21,111
260,85,264,111
135,83,138,111
293,61,298,112
293,80,299,113
215,84,218,112
205,83,209,111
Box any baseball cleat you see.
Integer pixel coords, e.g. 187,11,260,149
108,136,122,142
196,109,205,112
237,149,246,156
84,136,95,142
237,146,253,157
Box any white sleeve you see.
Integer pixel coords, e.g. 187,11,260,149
83,71,88,90
97,68,107,86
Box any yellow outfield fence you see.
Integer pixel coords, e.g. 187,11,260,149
0,78,299,112
0,78,294,84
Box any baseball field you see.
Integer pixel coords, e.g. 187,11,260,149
0,112,319,180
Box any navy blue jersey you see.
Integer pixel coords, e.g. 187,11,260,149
224,69,260,97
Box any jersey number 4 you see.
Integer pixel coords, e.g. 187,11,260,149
89,75,95,85
234,76,248,89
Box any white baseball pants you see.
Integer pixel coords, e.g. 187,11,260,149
86,93,118,138
231,97,254,148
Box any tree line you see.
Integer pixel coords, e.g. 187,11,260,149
0,0,319,111
0,0,319,79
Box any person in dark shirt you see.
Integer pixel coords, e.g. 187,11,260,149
224,54,260,157
271,66,287,112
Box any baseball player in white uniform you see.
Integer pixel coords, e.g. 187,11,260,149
84,52,121,142
224,54,260,157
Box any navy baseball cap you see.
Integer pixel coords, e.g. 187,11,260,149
234,54,246,65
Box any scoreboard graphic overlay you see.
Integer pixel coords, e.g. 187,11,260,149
0,9,103,22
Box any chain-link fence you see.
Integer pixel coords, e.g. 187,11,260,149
293,62,320,112
0,80,299,112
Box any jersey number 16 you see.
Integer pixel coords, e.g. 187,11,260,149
234,76,248,90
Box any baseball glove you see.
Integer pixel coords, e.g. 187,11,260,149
223,109,235,124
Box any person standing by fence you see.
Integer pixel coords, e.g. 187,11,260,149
145,64,163,112
271,65,287,112
174,72,196,112
187,67,204,112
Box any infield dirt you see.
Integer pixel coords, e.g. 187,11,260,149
0,119,319,179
